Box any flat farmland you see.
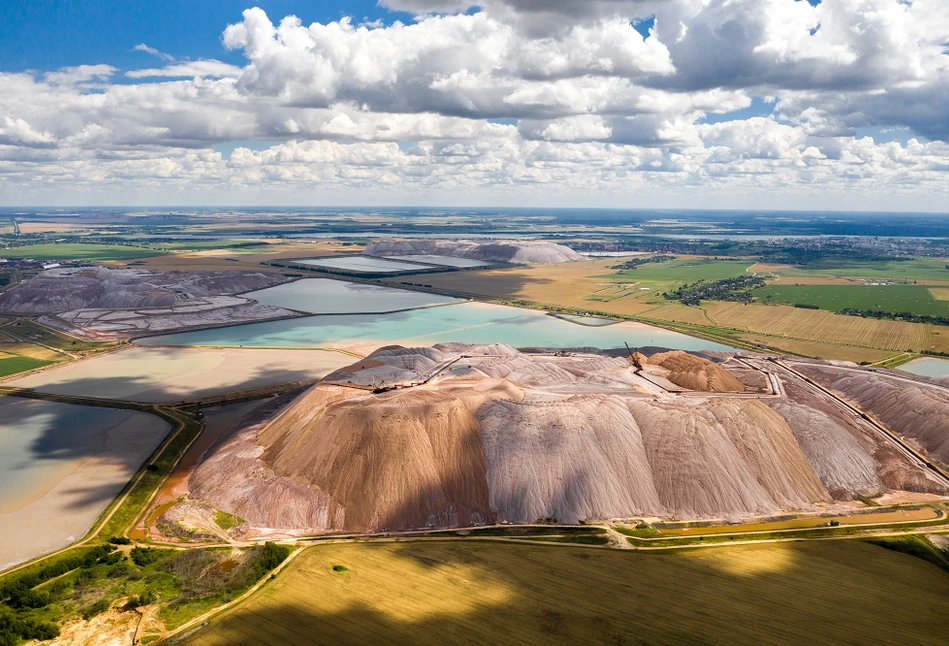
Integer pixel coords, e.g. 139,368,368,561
402,259,660,317
640,302,715,326
0,243,165,261
758,258,949,284
0,353,52,378
705,302,934,351
930,288,949,301
180,541,949,646
610,258,754,283
754,284,949,317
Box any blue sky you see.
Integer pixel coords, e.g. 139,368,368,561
0,0,947,210
0,1,413,71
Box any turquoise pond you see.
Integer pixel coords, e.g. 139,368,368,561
138,302,734,352
899,358,949,378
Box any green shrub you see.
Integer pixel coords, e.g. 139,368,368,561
82,598,111,620
130,547,168,567
4,585,50,610
0,608,59,644
108,536,132,545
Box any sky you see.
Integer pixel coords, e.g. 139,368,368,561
1,0,948,210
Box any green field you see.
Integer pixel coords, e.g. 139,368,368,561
181,540,949,646
754,284,949,317
611,258,753,284
1,243,164,261
0,354,52,377
772,258,949,283
4,319,110,351
147,240,273,253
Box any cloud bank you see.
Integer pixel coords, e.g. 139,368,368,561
2,0,948,207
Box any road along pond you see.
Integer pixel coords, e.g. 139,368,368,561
0,397,169,569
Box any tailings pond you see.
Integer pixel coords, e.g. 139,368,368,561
0,396,169,569
247,278,462,314
379,254,496,268
138,302,734,354
9,347,354,403
899,357,949,378
291,256,432,273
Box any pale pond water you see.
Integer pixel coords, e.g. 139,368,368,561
138,302,734,352
380,254,496,268
899,357,949,378
0,397,168,568
291,256,432,273
247,278,463,314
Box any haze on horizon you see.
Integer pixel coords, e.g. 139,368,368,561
2,0,948,211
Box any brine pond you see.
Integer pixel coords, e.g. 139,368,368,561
138,302,734,354
0,397,169,569
899,357,949,378
380,254,495,268
291,256,432,273
247,278,463,314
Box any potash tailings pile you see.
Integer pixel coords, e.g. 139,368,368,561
182,345,947,537
0,267,295,339
362,239,583,264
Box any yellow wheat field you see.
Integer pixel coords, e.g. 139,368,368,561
706,303,931,351
642,303,714,326
180,541,949,646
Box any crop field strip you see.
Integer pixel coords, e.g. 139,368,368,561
0,243,166,261
754,284,949,317
703,302,935,351
177,541,949,646
760,258,949,283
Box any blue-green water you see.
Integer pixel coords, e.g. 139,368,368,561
899,358,949,378
138,302,734,352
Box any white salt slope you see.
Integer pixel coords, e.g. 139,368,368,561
182,345,944,535
363,239,583,264
479,393,664,523
795,362,949,469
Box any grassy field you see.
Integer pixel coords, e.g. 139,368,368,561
610,258,754,284
3,318,108,352
146,240,278,254
0,354,52,377
1,243,165,261
762,258,949,283
179,541,949,646
754,284,949,317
